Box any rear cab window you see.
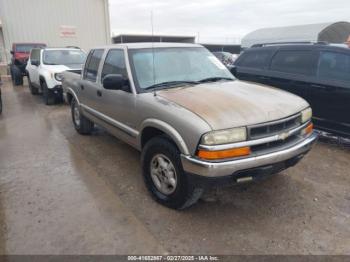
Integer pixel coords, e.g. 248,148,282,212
83,49,104,82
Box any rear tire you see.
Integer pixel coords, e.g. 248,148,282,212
28,75,39,95
42,81,55,105
10,65,23,86
141,136,203,209
71,98,94,135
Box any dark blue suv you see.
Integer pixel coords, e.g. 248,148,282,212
233,43,350,138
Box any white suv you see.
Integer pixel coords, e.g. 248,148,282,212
26,47,86,105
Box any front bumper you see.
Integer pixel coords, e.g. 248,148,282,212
181,131,318,178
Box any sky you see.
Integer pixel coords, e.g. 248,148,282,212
108,0,350,44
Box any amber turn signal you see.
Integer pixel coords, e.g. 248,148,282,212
197,147,251,160
304,123,314,135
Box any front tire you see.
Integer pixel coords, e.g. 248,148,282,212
42,81,55,105
141,137,203,209
10,65,23,86
28,75,39,95
71,98,94,135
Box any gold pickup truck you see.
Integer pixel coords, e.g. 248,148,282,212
62,43,318,209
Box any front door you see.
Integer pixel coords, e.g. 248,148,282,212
96,48,137,140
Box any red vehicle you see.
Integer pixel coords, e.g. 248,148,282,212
10,43,46,86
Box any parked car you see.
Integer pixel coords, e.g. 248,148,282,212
26,47,86,105
233,43,350,138
10,42,46,86
212,51,236,69
62,43,318,209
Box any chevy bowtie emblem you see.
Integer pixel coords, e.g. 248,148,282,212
279,132,289,140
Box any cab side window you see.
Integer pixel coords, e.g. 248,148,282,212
270,50,316,76
318,51,350,83
101,49,128,80
30,49,40,62
83,49,104,82
237,50,271,69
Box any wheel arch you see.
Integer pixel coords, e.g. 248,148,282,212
139,119,190,155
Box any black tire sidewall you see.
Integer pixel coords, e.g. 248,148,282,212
11,66,23,86
42,82,54,105
71,98,80,131
28,75,36,94
142,137,194,209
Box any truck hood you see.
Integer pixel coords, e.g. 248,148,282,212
44,64,83,72
157,80,309,130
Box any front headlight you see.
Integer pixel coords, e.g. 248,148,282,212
301,107,312,123
201,127,247,145
55,73,64,82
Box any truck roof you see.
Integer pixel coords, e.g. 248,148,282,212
42,47,83,51
94,42,203,49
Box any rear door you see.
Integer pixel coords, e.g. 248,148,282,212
310,50,350,135
234,49,273,85
80,49,104,109
266,48,318,100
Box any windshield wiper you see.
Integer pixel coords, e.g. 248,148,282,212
144,81,199,91
198,77,234,83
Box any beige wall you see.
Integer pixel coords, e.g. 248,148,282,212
0,0,111,62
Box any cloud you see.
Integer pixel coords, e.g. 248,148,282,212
109,0,350,43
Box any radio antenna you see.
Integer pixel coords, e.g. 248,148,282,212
151,10,157,96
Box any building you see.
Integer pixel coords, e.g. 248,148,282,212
112,34,195,44
242,21,350,48
0,0,111,63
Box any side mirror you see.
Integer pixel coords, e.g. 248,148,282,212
10,50,14,55
31,60,40,66
102,74,129,91
230,65,237,77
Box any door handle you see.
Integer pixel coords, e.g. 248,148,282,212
80,84,84,90
97,90,102,97
311,84,332,91
258,76,270,80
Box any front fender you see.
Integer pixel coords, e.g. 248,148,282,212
66,88,80,105
139,119,190,155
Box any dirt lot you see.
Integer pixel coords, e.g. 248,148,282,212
0,81,349,255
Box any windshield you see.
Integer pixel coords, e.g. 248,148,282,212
15,44,45,53
129,47,234,91
43,49,86,65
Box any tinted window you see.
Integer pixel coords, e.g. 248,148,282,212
237,50,270,69
270,50,315,75
318,51,350,83
30,49,41,61
84,49,104,82
101,49,127,80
